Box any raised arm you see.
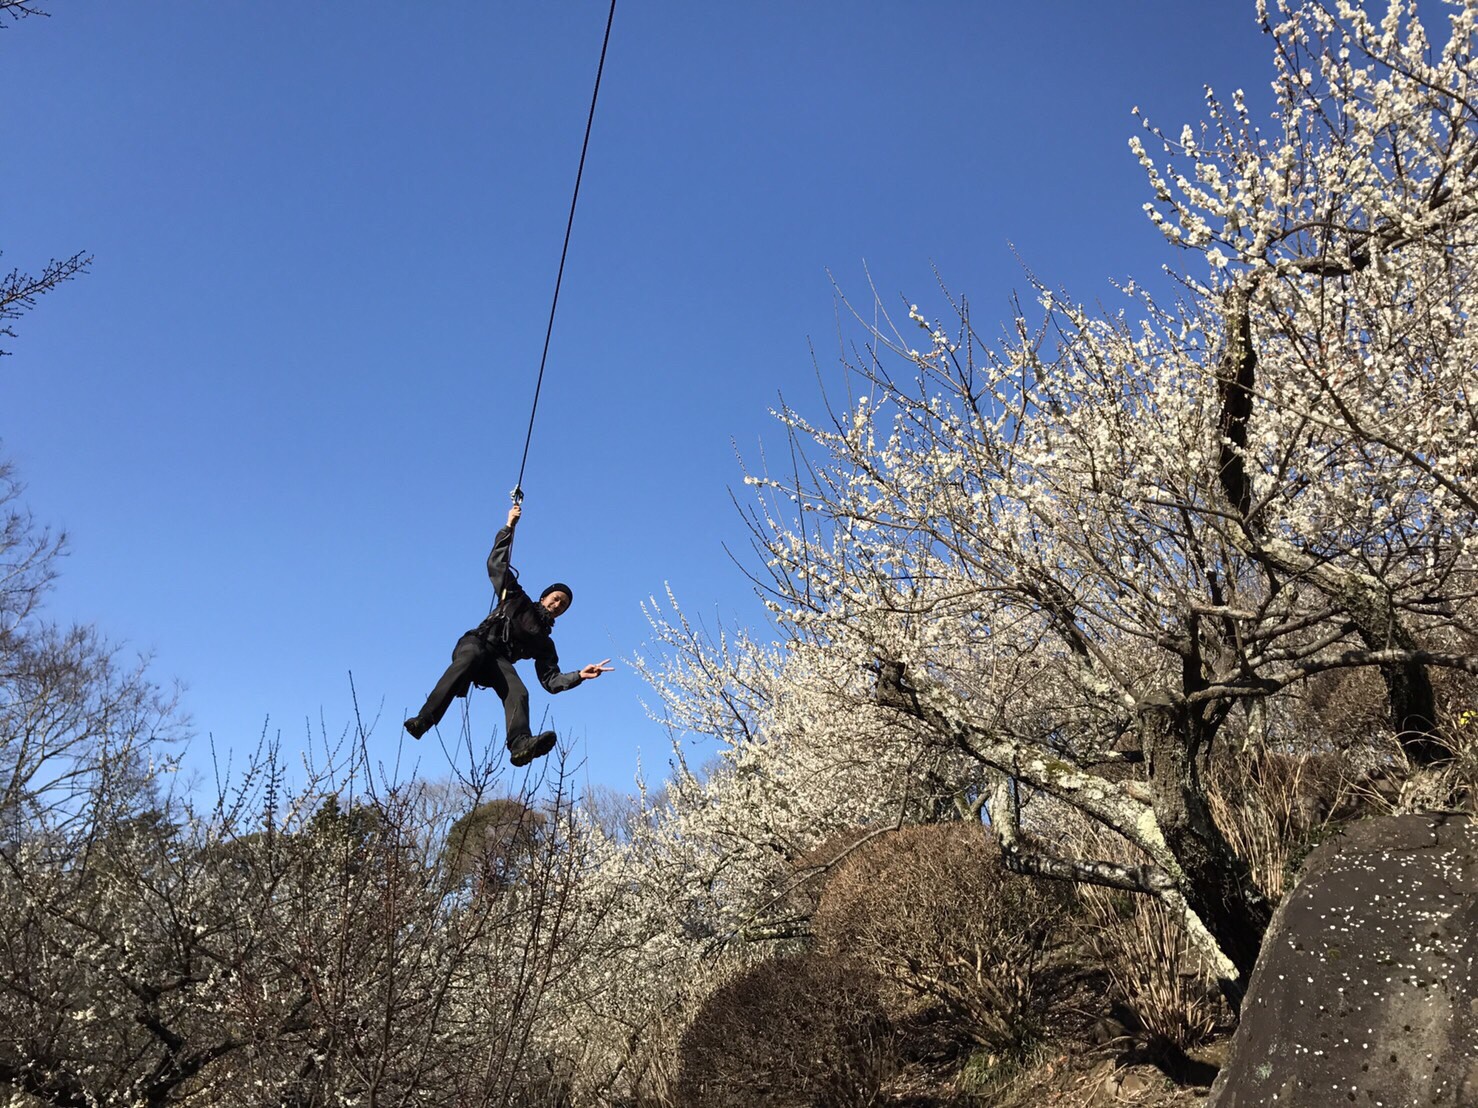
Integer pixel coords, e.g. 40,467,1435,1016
486,504,521,597
533,640,584,695
535,651,613,695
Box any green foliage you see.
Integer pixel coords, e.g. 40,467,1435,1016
308,793,385,846
956,1043,1046,1100
440,796,547,888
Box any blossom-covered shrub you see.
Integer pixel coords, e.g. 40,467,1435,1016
0,725,602,1106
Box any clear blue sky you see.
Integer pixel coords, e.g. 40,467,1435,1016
4,2,1273,794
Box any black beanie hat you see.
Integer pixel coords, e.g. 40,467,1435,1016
540,582,574,606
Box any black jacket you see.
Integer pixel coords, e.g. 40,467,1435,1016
471,525,583,695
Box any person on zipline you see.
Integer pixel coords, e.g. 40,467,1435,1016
404,503,612,766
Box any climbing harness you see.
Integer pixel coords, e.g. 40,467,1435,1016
509,0,617,509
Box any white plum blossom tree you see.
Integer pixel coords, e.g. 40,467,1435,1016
637,0,1478,1004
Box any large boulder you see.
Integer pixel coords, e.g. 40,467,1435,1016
1209,813,1478,1106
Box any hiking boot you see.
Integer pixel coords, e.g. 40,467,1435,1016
507,730,557,767
404,716,430,740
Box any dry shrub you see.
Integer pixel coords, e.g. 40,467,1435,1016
674,954,893,1108
1405,663,1478,813
811,821,1071,1055
612,1003,685,1108
1294,667,1391,753
1247,663,1478,820
762,826,876,929
1205,663,1478,879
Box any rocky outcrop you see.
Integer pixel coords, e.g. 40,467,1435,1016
1208,813,1478,1106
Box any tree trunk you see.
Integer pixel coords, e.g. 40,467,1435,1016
1216,282,1449,766
1138,690,1271,993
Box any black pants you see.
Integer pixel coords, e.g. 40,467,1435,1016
414,632,532,742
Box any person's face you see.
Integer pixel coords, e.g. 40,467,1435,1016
541,590,571,618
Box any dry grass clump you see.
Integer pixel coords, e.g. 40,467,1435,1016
1078,884,1219,1053
1205,747,1352,902
1031,804,1223,1056
811,821,1072,1056
674,954,893,1108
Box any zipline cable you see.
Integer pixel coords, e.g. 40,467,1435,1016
511,0,617,505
